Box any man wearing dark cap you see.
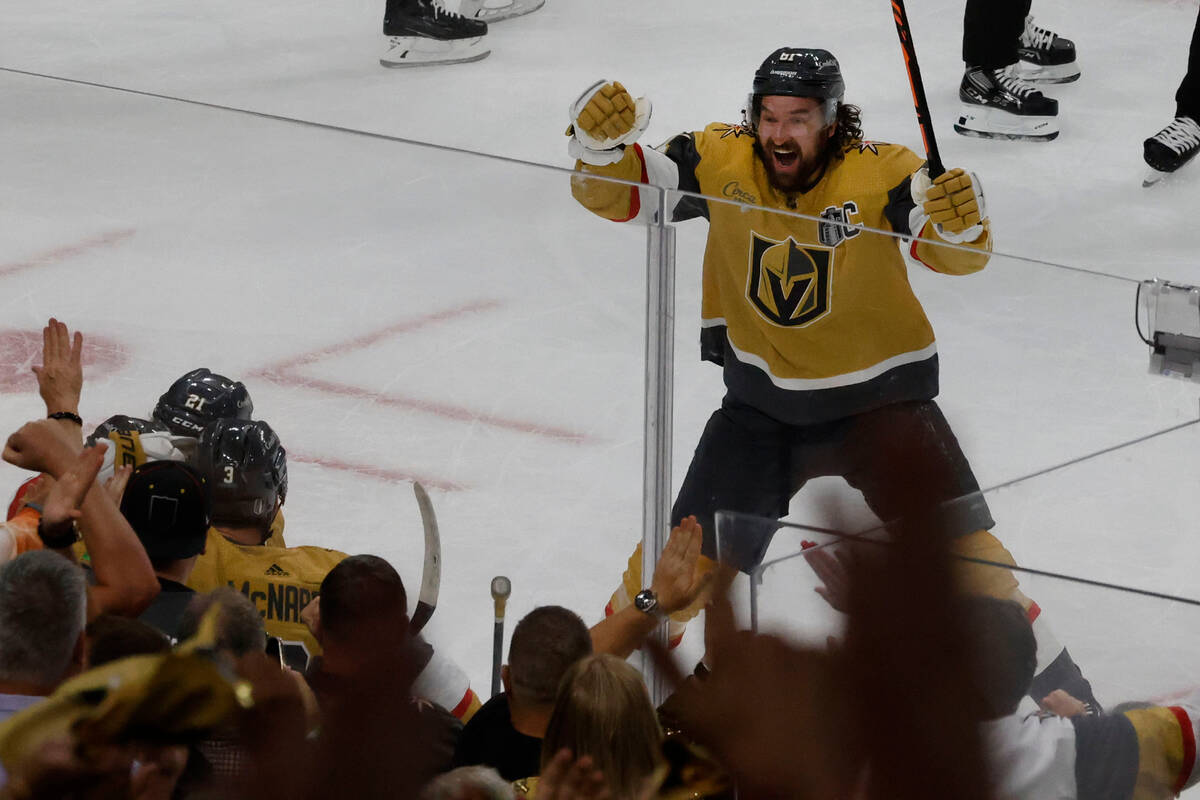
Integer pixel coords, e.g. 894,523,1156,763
119,460,211,641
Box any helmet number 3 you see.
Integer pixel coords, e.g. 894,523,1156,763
223,466,235,484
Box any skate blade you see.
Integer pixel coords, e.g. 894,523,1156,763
380,37,489,68
954,124,1059,142
1143,167,1170,187
466,0,545,22
1014,61,1081,84
955,105,1059,141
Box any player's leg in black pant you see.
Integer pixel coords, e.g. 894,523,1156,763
837,401,993,537
836,400,1100,710
1144,6,1200,178
962,0,1031,69
671,396,804,570
1176,4,1200,122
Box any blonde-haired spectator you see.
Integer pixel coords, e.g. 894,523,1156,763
519,654,661,799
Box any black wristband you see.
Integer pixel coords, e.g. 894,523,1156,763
47,411,83,426
37,517,79,549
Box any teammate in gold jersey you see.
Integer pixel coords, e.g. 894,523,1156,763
568,47,1098,708
187,418,482,721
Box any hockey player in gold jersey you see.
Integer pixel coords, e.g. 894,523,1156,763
187,417,482,721
185,418,336,666
568,47,1098,708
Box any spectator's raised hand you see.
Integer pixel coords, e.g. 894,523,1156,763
6,419,157,617
40,444,106,541
32,318,83,421
103,464,133,506
804,542,854,614
651,516,714,615
3,419,80,477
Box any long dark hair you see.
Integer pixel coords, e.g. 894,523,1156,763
830,102,864,157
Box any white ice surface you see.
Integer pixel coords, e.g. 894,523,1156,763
2,0,1200,715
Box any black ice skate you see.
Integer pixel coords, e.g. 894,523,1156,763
955,65,1059,142
381,0,489,68
1143,116,1200,186
1015,15,1080,84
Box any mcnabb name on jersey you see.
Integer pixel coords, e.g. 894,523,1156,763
229,577,316,625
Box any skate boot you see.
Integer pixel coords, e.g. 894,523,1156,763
1015,15,1080,84
955,65,1059,141
1143,116,1200,186
381,0,489,68
458,0,545,23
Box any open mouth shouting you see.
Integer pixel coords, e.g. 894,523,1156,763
770,146,800,170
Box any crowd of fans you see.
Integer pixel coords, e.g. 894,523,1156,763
0,317,1196,800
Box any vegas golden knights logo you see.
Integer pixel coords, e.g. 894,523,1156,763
747,233,832,327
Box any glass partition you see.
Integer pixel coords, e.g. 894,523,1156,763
719,508,1200,718
0,72,664,691
666,185,1200,704
4,64,1197,737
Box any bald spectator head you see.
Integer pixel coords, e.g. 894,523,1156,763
0,551,88,694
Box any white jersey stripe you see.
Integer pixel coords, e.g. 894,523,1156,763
723,332,938,392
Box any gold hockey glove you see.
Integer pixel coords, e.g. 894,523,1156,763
912,166,987,244
567,80,652,166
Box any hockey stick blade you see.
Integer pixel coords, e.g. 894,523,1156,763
410,481,442,632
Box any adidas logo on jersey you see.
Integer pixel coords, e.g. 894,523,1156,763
264,563,290,577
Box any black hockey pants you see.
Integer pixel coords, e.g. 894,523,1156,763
962,0,1033,69
671,396,994,572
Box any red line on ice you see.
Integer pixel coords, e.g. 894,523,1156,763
256,298,595,444
0,229,136,277
281,375,591,443
259,299,505,375
288,452,465,492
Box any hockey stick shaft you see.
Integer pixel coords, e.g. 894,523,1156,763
491,620,504,697
490,576,511,698
890,0,945,178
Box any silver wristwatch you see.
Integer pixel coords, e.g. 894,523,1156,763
634,589,666,621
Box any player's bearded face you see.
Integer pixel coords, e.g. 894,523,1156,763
756,95,835,192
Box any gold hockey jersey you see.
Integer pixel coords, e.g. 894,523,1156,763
187,528,346,662
572,125,992,424
186,529,482,722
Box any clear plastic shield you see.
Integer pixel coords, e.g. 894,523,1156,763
0,73,666,690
